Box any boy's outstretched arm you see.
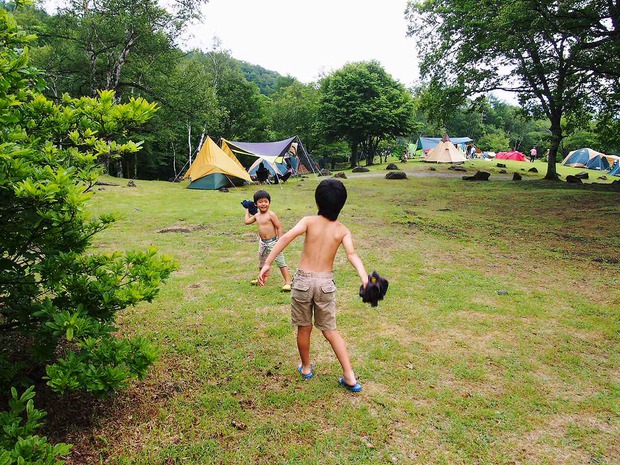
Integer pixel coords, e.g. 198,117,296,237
342,231,369,286
258,217,308,285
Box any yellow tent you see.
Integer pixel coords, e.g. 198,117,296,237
183,136,251,189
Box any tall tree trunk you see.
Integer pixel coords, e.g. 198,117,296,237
187,123,193,166
350,140,359,168
171,141,177,178
544,113,562,180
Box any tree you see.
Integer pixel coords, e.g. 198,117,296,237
135,51,222,180
214,60,271,141
318,61,416,167
406,0,620,179
30,0,208,98
0,1,176,398
269,81,321,152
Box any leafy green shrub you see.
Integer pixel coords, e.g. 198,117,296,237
0,0,177,397
0,387,71,464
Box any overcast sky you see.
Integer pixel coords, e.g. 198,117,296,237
182,0,420,87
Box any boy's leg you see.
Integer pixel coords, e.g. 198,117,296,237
297,325,313,375
322,329,356,386
280,266,292,285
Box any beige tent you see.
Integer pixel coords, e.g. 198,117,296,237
424,136,467,163
183,136,251,190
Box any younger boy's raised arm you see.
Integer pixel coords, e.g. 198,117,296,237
244,208,256,225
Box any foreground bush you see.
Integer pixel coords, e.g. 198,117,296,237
0,1,176,398
0,387,71,464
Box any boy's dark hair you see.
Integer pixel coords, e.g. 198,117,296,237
315,179,347,221
253,190,271,203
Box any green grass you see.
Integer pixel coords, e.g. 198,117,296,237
50,160,619,464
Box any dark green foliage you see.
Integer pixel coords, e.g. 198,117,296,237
0,387,72,464
237,60,295,96
0,2,177,398
318,61,416,167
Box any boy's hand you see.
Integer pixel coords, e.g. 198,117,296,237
258,265,271,286
241,200,258,215
359,271,389,307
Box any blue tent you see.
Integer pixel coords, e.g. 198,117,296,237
248,157,299,177
562,148,610,170
609,160,620,176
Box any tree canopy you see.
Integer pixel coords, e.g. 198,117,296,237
406,0,620,178
318,61,416,166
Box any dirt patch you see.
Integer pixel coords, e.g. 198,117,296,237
157,224,209,233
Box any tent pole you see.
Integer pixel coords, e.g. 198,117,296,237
297,138,317,175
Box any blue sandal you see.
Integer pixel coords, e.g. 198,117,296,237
338,376,362,392
298,364,314,379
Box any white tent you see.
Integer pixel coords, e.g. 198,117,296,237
424,136,467,163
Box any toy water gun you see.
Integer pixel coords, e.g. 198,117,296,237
359,271,389,307
241,199,258,215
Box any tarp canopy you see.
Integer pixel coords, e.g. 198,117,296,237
183,136,251,189
416,136,473,153
562,148,612,170
496,151,529,162
222,136,297,164
423,137,467,163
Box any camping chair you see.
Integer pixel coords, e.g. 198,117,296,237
279,169,292,183
255,164,270,184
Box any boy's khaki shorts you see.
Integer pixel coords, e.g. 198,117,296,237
290,270,337,331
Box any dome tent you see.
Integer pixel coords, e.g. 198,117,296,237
183,136,251,190
562,148,610,170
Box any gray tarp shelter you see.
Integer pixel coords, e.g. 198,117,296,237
221,136,317,176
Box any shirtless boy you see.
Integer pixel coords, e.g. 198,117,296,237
257,179,368,392
244,190,292,291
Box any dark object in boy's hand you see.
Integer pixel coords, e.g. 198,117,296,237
359,271,389,307
241,199,258,215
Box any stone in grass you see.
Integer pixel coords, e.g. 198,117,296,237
385,171,407,180
386,163,400,170
333,172,347,179
528,167,538,173
566,175,583,184
462,171,490,181
512,172,522,181
352,166,370,172
497,289,508,295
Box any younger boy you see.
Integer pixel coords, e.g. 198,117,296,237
257,179,368,392
244,190,292,291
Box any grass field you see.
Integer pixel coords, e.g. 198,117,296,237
48,159,619,464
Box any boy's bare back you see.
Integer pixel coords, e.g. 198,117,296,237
293,215,354,273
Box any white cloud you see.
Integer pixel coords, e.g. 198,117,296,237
182,0,419,86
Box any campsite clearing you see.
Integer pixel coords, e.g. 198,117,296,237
49,160,619,464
